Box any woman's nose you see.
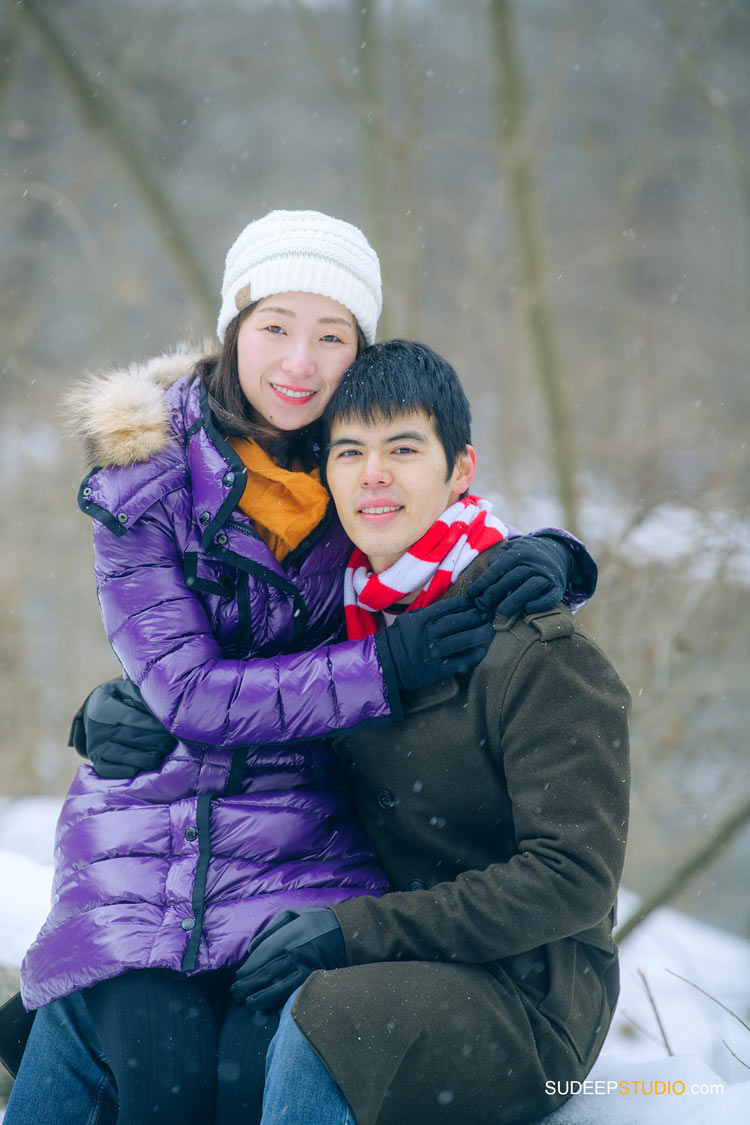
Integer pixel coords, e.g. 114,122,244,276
280,345,315,378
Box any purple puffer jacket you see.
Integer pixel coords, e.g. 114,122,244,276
21,360,396,1010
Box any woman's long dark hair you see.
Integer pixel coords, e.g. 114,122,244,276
193,304,365,471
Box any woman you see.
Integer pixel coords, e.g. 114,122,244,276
6,209,594,1125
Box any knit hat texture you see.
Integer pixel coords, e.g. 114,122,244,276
217,209,382,345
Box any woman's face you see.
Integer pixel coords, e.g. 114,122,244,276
236,291,359,430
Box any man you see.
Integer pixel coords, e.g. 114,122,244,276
4,341,629,1124
228,339,631,1124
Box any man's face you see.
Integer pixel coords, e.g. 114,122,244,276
326,408,476,573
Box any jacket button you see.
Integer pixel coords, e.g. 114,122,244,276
185,827,198,842
216,533,228,545
223,472,235,487
117,512,128,524
407,879,425,892
181,918,196,931
199,512,211,526
377,788,397,810
82,486,93,497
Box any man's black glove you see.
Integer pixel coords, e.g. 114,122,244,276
231,908,346,1013
69,679,176,780
467,533,590,617
376,596,496,696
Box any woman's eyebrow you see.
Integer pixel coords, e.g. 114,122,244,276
257,306,352,328
256,305,295,317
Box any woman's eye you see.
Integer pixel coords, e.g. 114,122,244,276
264,324,284,334
321,333,344,344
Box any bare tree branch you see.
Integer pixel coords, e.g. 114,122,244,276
664,969,750,1035
637,968,674,1056
616,796,750,943
11,0,215,326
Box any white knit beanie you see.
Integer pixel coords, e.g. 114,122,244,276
217,209,382,345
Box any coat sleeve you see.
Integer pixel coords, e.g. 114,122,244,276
91,502,399,747
331,631,630,964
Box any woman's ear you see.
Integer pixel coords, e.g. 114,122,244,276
450,444,477,498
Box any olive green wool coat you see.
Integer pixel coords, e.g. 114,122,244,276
291,548,631,1125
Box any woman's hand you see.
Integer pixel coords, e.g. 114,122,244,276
377,597,495,696
69,679,175,779
467,533,591,617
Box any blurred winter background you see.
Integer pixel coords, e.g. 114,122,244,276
1,0,748,1117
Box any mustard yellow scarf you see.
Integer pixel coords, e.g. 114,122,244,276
228,438,329,562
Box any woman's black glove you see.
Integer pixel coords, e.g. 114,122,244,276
231,908,346,1013
376,596,496,696
69,679,176,779
467,533,590,617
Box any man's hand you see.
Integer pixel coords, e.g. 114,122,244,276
231,908,346,1013
468,533,588,617
69,679,175,779
378,597,495,696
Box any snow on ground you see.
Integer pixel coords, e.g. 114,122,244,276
1,797,748,1122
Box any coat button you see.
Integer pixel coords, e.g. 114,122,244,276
82,486,92,497
199,511,211,526
407,879,425,892
216,532,228,545
181,918,196,931
117,512,128,524
377,788,397,810
185,827,198,842
223,472,235,487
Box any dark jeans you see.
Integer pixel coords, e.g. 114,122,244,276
5,971,278,1125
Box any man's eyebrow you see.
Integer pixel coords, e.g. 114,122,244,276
384,430,429,443
328,429,429,449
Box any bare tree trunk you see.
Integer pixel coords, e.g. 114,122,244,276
355,2,391,338
12,0,215,327
391,0,421,338
488,0,579,534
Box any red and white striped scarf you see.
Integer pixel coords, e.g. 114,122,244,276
344,495,508,639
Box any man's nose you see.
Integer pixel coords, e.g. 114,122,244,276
360,454,391,486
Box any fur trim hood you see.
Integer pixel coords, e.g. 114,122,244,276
63,345,206,469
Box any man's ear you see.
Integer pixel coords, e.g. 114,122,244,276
451,445,477,497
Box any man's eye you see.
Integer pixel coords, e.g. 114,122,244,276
393,446,417,455
336,449,360,458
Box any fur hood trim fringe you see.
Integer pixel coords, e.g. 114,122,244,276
62,344,206,469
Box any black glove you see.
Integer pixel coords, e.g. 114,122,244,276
467,533,585,617
69,679,176,780
376,596,496,696
231,908,346,1013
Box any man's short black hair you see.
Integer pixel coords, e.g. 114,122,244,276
321,339,472,478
